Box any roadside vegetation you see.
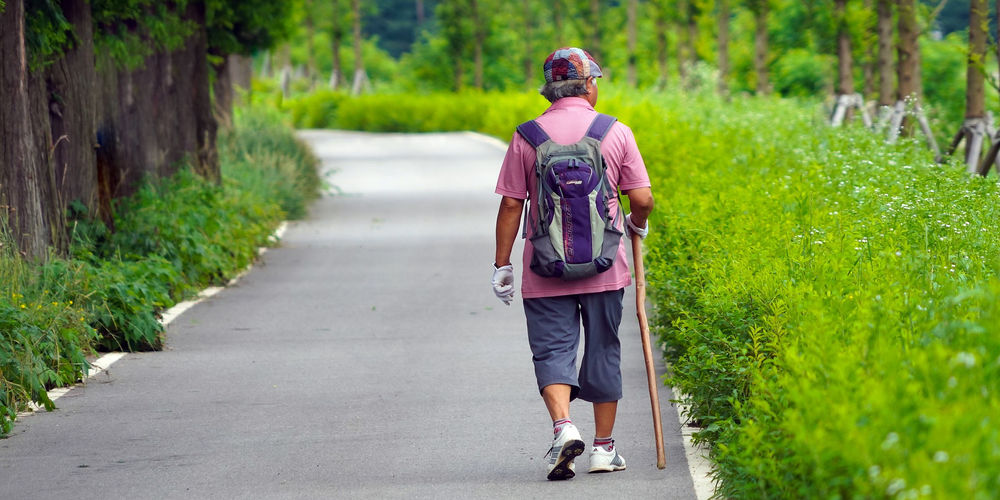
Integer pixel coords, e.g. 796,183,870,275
0,107,319,435
278,88,1000,496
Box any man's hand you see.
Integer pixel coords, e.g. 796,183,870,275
491,264,515,306
625,213,649,239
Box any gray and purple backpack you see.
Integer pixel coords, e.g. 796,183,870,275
516,113,623,280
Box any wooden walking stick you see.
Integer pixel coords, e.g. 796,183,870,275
631,232,666,469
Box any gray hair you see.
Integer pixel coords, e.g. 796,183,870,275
539,79,589,103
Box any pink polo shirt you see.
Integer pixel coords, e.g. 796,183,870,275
495,97,651,299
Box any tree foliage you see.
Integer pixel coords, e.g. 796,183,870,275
24,0,74,71
90,0,195,69
205,0,295,57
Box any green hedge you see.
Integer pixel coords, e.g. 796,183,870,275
287,89,1000,497
0,106,319,435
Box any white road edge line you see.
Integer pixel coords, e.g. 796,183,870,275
17,221,289,419
463,131,509,151
470,128,717,497
673,389,717,499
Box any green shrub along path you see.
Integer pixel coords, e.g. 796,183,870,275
280,90,1000,497
0,107,320,436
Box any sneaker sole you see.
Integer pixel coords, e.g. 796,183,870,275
588,463,627,473
546,439,585,481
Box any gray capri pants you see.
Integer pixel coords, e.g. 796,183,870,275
523,288,625,403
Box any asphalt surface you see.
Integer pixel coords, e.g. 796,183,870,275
0,130,697,499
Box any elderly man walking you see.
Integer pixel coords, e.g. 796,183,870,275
492,47,654,480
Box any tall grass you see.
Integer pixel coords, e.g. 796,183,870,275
0,105,320,435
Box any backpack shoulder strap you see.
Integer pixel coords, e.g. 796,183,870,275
584,113,618,142
516,120,550,149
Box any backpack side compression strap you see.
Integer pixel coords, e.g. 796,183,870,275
515,120,550,149
585,113,618,142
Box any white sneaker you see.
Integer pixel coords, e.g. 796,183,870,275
589,442,627,473
545,423,585,480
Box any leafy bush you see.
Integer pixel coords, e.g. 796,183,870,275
771,48,833,97
630,94,1000,498
0,105,319,434
301,89,1000,497
282,90,546,138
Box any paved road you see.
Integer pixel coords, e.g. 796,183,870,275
0,131,697,499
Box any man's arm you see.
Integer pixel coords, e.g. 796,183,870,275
495,196,525,267
624,187,654,227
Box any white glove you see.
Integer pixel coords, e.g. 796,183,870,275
626,213,649,239
491,264,515,306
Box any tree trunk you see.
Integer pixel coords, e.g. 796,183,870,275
213,57,234,128
523,0,534,90
862,0,875,97
28,69,64,252
687,1,698,68
47,0,98,219
230,55,253,93
471,0,484,89
305,0,316,83
0,0,58,258
897,0,919,101
351,0,365,95
627,0,637,87
966,0,987,119
416,0,425,25
877,0,894,106
753,1,770,95
553,0,564,43
836,0,854,96
331,3,346,90
717,0,730,97
261,51,272,78
655,2,669,90
589,0,601,63
677,0,689,83
187,1,218,183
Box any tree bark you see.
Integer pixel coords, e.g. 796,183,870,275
717,0,730,97
752,0,771,95
523,0,534,90
896,0,919,102
677,0,689,83
213,57,234,128
862,0,875,97
0,0,59,258
305,0,317,83
589,0,601,63
351,0,365,95
877,0,894,106
836,0,854,96
230,54,253,92
655,1,669,89
966,0,987,119
47,0,98,219
553,0,564,43
627,0,637,87
471,0,484,89
687,1,698,68
331,0,346,90
187,1,218,183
